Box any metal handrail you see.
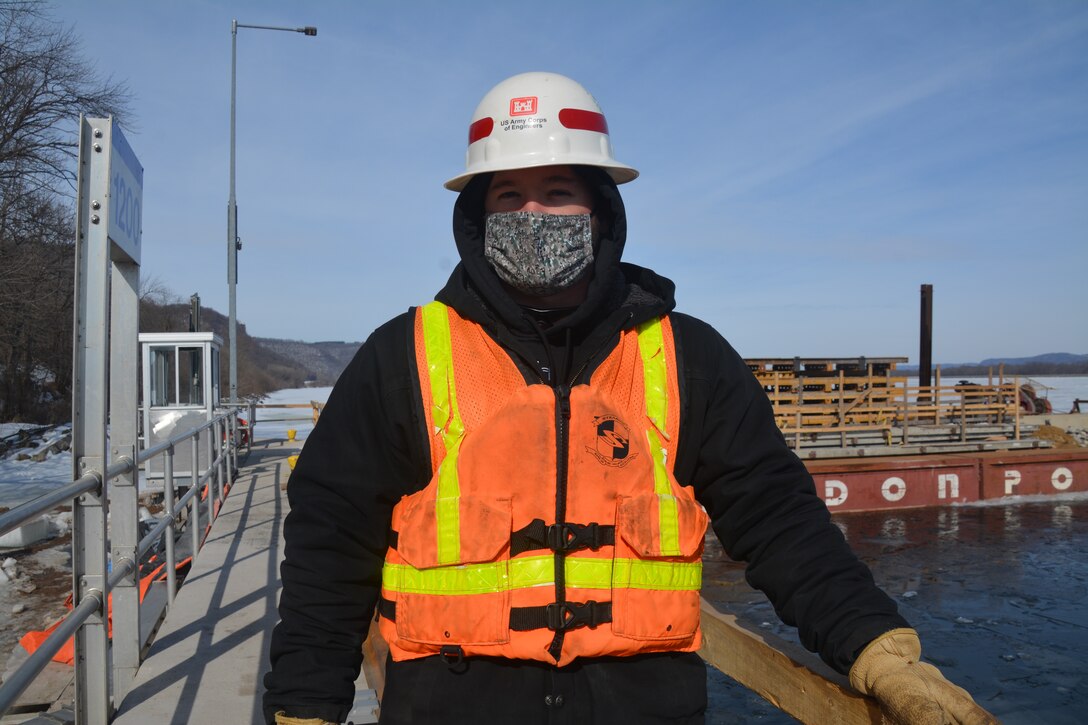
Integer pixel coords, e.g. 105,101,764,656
138,415,220,461
0,472,100,539
0,593,103,713
0,406,244,717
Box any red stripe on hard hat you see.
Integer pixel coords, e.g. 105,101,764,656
558,108,608,134
469,117,494,144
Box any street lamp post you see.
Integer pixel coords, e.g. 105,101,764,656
228,19,317,404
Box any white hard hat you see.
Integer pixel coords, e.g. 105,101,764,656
444,72,639,191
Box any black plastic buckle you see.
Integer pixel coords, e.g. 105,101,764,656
546,524,576,552
545,601,607,631
546,522,603,552
545,602,578,631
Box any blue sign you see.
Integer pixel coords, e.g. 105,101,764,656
109,124,143,263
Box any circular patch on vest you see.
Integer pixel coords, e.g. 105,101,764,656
587,415,639,468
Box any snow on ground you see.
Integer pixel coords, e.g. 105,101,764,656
0,422,45,438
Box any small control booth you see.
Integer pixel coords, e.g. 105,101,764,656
140,332,222,490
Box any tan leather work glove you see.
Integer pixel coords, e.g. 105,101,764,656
274,712,336,725
849,628,999,724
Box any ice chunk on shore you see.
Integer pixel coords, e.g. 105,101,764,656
0,557,16,583
0,516,51,548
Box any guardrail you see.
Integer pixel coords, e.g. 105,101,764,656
0,406,246,721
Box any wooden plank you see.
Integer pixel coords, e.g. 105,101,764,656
698,600,882,725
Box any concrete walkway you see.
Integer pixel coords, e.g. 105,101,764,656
113,439,377,725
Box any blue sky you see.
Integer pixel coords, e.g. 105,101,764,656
49,1,1087,363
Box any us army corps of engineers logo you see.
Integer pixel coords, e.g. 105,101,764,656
587,415,639,467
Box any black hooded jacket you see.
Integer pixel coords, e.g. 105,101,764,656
263,169,908,724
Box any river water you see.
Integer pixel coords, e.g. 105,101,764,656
702,498,1088,723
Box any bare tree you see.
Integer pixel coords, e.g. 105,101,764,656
0,0,133,421
0,0,133,195
0,183,74,421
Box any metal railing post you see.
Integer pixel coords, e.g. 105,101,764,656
222,415,230,488
164,446,178,602
191,429,203,554
72,477,110,725
209,420,220,526
225,413,233,480
204,420,211,479
229,412,238,478
217,417,225,503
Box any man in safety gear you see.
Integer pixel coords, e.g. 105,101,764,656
264,72,997,724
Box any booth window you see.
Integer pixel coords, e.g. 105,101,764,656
150,346,176,407
179,346,204,406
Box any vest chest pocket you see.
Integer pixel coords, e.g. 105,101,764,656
393,493,512,646
611,492,707,641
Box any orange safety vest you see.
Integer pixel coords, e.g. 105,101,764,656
379,302,708,667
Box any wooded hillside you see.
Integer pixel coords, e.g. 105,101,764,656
3,283,361,423
141,297,361,399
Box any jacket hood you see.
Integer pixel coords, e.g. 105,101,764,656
436,166,676,340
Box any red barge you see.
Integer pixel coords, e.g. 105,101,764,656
748,356,1087,513
805,447,1088,513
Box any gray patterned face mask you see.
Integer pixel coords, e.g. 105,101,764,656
483,212,594,297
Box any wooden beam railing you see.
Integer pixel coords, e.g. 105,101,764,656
699,600,882,724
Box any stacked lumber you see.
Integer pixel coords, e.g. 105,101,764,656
745,357,1023,452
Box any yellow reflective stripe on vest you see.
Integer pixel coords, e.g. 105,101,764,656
383,556,701,596
635,319,680,556
421,302,464,565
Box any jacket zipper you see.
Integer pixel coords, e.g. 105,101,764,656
552,333,612,604
554,384,572,583
547,383,572,661
546,314,633,661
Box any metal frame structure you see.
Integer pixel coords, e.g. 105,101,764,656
70,114,138,719
0,116,244,721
